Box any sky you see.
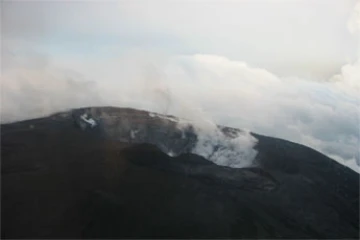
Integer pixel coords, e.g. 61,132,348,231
1,0,360,172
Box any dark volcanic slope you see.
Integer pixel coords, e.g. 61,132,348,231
1,107,359,239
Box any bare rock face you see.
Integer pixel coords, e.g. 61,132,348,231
70,107,258,168
71,107,197,155
1,107,359,239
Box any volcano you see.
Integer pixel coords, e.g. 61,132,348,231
1,107,359,239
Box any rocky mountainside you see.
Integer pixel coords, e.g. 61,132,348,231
1,107,359,239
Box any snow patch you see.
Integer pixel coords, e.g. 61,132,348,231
148,112,178,122
130,129,139,139
80,113,97,128
168,151,176,157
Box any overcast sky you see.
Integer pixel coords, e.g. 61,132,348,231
2,0,359,78
1,0,359,171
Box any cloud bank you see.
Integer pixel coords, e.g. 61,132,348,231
1,0,359,172
1,50,358,172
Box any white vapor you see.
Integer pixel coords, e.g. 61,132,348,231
1,0,359,172
1,50,358,172
191,126,258,168
150,112,259,168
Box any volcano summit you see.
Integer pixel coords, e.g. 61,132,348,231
1,107,359,239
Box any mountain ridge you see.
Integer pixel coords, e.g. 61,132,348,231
1,106,359,238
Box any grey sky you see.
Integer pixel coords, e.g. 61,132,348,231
2,0,359,78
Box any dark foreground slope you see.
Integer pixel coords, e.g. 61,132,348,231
1,107,359,239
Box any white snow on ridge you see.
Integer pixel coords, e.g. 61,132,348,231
80,114,97,128
148,112,181,122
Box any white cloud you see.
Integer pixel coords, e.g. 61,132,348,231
348,1,360,36
2,0,358,78
162,54,359,170
1,0,359,172
1,49,358,172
